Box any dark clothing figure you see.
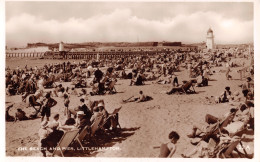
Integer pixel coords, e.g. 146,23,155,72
94,69,103,83
41,130,64,153
79,104,92,120
15,109,28,121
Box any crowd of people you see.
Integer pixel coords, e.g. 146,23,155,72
5,48,254,157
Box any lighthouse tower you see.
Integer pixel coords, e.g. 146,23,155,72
206,28,215,50
59,41,64,52
59,41,66,59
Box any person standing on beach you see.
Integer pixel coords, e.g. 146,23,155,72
63,94,70,119
41,93,57,122
225,61,231,80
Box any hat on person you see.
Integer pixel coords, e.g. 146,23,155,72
41,120,48,128
93,106,99,112
97,102,104,107
77,111,84,116
247,77,252,82
225,86,230,91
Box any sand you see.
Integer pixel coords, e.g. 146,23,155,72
5,57,254,157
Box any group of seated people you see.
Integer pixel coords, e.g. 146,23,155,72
90,68,118,95
181,101,254,158
38,99,121,157
216,77,254,104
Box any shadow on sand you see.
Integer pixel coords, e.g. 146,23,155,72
64,127,140,157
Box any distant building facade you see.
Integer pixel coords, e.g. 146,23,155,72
206,28,215,50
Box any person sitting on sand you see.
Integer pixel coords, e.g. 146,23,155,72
240,77,253,101
15,108,28,122
27,90,43,112
78,89,88,99
216,86,233,103
130,71,144,86
6,104,15,122
158,131,180,158
53,84,62,97
172,73,179,87
6,84,16,96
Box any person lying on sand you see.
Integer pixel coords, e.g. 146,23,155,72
158,131,180,158
157,74,172,84
123,91,152,103
166,80,196,95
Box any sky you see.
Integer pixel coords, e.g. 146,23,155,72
5,1,254,47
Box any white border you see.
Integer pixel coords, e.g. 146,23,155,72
1,1,259,162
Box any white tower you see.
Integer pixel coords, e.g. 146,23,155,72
59,41,64,52
206,28,214,50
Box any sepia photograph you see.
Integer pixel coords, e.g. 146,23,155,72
3,0,258,160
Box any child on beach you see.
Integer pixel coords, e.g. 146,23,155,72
63,94,70,118
159,131,180,158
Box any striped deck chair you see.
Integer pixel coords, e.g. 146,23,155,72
213,136,250,158
91,116,103,137
100,107,122,130
76,125,90,142
52,129,83,157
202,111,237,142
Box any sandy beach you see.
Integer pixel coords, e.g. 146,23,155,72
5,57,254,157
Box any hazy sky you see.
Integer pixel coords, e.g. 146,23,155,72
6,2,253,47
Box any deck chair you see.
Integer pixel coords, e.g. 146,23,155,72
52,129,83,157
100,107,122,130
216,137,245,158
90,116,103,137
76,125,90,142
202,112,236,142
